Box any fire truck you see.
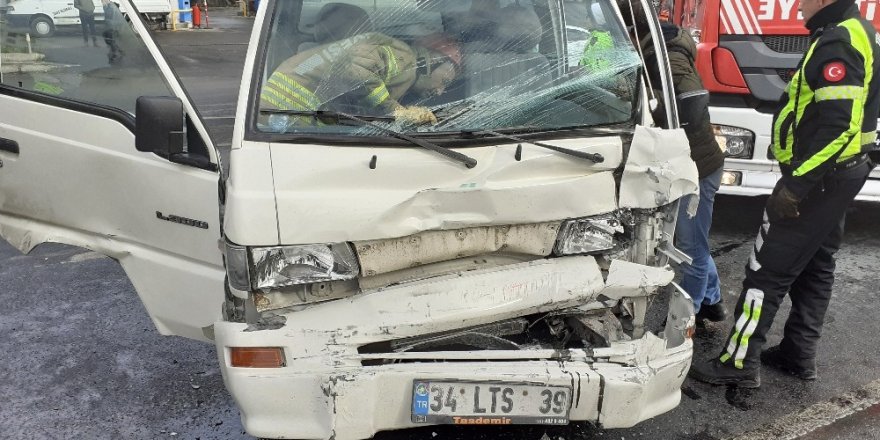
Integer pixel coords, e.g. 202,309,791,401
667,0,880,201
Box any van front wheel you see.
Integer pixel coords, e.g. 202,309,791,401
30,16,55,38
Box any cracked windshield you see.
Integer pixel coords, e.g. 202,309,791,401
0,0,171,114
258,0,641,136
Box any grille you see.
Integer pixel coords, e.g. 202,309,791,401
776,68,797,83
762,35,810,53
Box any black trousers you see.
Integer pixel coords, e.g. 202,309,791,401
103,30,119,52
79,12,97,42
720,161,871,370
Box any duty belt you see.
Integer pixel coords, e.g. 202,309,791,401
834,153,868,171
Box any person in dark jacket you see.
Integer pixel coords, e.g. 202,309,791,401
690,0,879,387
620,0,727,322
74,0,98,47
102,0,124,64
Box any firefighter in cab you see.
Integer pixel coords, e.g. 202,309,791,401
260,30,462,128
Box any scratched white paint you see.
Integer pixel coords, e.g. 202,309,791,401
619,126,699,210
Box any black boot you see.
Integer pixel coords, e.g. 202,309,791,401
688,358,760,388
696,298,727,322
760,345,817,380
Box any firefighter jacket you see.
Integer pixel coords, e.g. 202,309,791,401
260,32,419,115
641,24,725,178
771,0,880,198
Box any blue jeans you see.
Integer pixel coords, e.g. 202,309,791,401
675,167,723,312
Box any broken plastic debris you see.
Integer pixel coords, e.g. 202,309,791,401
619,126,698,210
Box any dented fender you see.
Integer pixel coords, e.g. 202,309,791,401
620,126,699,210
602,259,675,300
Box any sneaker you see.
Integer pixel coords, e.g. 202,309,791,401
760,345,817,380
695,298,727,322
688,358,760,388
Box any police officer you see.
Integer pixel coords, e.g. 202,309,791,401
689,0,880,387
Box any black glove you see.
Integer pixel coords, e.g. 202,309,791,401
766,182,801,222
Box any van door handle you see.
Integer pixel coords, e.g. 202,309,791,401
0,138,19,155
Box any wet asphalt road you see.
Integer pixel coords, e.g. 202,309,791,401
2,7,880,440
801,404,880,440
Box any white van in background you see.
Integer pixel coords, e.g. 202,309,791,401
129,0,172,29
4,0,171,36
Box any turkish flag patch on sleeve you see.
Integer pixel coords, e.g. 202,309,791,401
823,61,847,82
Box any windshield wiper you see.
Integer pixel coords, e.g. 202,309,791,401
262,109,477,169
475,129,604,164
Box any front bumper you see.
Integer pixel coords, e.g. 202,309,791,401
214,256,694,440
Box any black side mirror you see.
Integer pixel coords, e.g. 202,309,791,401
136,96,185,157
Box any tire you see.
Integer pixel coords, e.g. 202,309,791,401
30,15,55,38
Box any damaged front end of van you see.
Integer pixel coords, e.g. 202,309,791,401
214,0,697,438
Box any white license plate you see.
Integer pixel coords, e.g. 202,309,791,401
411,381,571,425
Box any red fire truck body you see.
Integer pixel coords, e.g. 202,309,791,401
669,0,880,200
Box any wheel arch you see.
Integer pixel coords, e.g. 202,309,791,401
29,14,56,37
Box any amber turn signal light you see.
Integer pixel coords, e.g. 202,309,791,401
230,347,285,368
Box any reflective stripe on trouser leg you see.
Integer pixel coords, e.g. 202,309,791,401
720,288,765,368
748,213,769,272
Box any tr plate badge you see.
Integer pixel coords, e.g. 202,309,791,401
412,382,430,422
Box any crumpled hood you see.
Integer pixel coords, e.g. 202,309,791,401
268,137,623,244
223,127,698,246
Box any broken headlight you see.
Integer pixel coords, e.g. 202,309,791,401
553,215,624,256
224,241,360,291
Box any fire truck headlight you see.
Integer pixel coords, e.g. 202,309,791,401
713,124,754,159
